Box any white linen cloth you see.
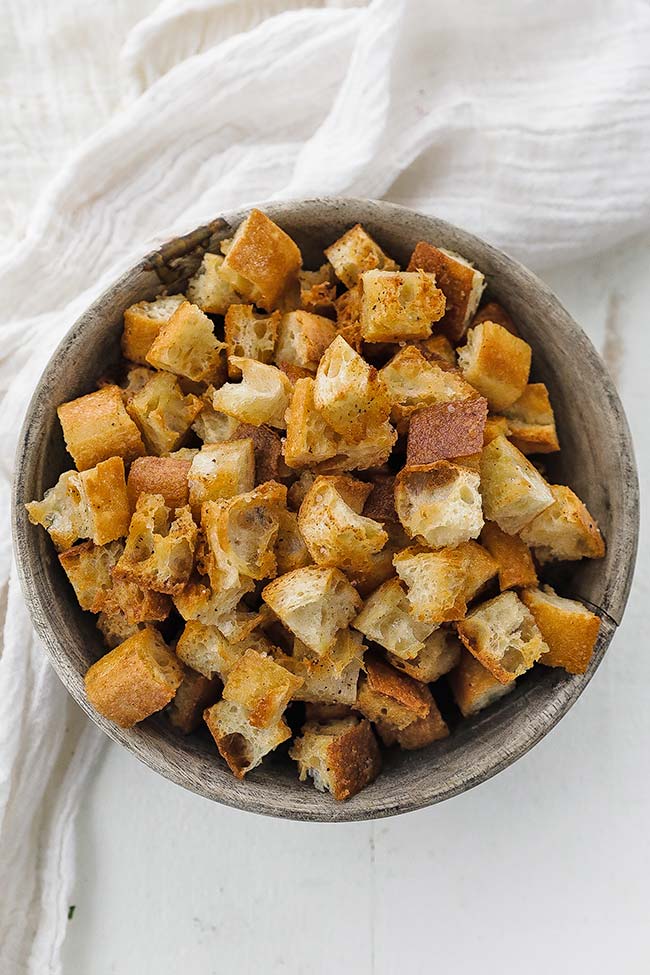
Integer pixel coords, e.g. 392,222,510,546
1,1,649,970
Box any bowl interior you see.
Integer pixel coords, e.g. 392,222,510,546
12,199,638,821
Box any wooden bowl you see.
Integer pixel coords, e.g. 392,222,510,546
11,199,639,822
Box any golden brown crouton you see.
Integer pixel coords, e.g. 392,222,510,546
388,627,462,683
275,310,336,372
146,300,226,384
186,252,242,314
503,383,560,454
357,655,432,731
379,345,475,432
57,385,145,471
298,476,388,573
325,224,398,289
274,508,312,574
192,390,240,443
220,209,302,311
283,376,341,468
360,269,446,343
406,397,488,469
393,545,469,625
480,521,538,590
290,717,381,800
471,301,518,335
412,333,456,366
212,358,292,429
176,620,240,679
394,462,483,549
521,586,601,675
231,422,290,485
222,648,302,729
127,456,191,512
84,627,183,728
187,440,255,515
456,590,548,684
483,414,511,444
313,334,391,440
480,436,554,534
298,264,337,317
167,669,221,735
58,540,122,612
280,629,366,706
126,371,202,455
204,699,291,779
335,282,362,331
224,304,280,376
352,577,435,660
457,321,531,411
449,648,515,717
519,483,605,563
407,242,485,342
95,609,144,650
122,294,186,365
174,573,254,628
114,494,197,596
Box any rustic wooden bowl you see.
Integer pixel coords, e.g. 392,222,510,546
12,199,639,822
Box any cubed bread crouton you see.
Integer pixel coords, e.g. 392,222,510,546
480,436,554,534
521,586,601,675
127,456,191,512
167,669,221,735
519,484,605,563
192,391,240,443
282,376,343,469
59,540,122,612
290,717,381,800
449,648,515,717
412,333,456,367
360,269,446,343
299,264,337,316
503,383,559,454
393,545,469,625
407,242,485,342
217,605,273,645
379,345,475,432
174,573,255,628
186,252,242,313
274,508,312,573
352,577,435,660
57,385,145,471
224,304,280,376
84,627,183,728
122,294,185,364
74,542,171,625
394,462,483,549
211,358,292,429
231,422,291,484
457,321,531,411
187,440,255,515
281,629,366,706
327,419,397,473
119,365,156,402
378,705,449,750
483,414,510,444
480,521,538,590
388,627,462,683
262,565,361,657
406,397,488,469
298,476,388,572
348,544,399,599
356,655,432,732
114,494,197,595
325,224,398,289
219,209,302,311
25,471,88,551
175,619,273,679
455,590,548,684
313,334,391,440
126,371,202,455
146,300,226,384
222,649,302,729
459,540,499,602
471,301,518,335
275,310,336,372
96,610,144,650
204,699,291,779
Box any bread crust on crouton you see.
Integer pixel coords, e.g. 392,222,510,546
231,422,290,485
325,224,398,289
449,648,515,717
407,242,485,342
357,655,433,734
220,209,302,311
167,669,221,735
122,294,185,364
503,383,560,454
290,717,382,800
483,414,510,444
58,385,145,471
406,397,488,469
127,456,191,512
360,269,446,343
457,321,531,411
480,521,538,590
521,586,601,675
471,301,518,335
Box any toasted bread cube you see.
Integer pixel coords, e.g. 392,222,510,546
122,294,186,364
290,717,381,800
406,397,487,468
456,591,548,684
283,377,340,468
188,440,255,515
192,390,240,443
174,574,254,628
84,627,183,728
204,699,291,779
395,462,483,549
457,540,499,603
222,649,302,729
519,484,605,563
220,209,302,311
276,310,336,372
58,539,122,612
287,471,317,511
472,301,518,335
348,544,399,599
379,705,449,750
330,420,396,473
298,476,388,573
388,627,461,683
57,385,145,471
115,494,197,595
357,655,432,731
457,321,531,411
481,521,538,590
127,456,191,512
483,414,510,444
480,436,554,534
127,372,202,455
212,358,292,429
146,300,226,384
407,242,485,342
325,224,398,289
521,586,601,675
360,269,446,343
186,252,242,314
231,422,291,485
299,265,337,316
503,383,559,454
275,508,312,574
379,345,475,432
262,565,361,657
393,545,469,625
175,620,252,679
224,304,280,376
25,471,89,551
352,577,435,660
412,333,456,366
96,610,144,649
282,629,366,706
313,334,391,440
449,648,515,717
167,669,221,735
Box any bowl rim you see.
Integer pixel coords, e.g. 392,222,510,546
11,197,640,822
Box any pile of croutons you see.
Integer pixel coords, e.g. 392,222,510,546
27,210,605,801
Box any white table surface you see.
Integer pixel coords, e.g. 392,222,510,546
60,232,649,975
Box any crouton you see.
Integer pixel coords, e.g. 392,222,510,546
167,669,221,735
114,494,197,595
456,591,548,684
186,252,242,314
122,294,186,365
58,540,122,612
287,471,317,511
174,573,254,628
281,629,366,706
377,704,449,750
457,321,531,411
217,605,273,646
211,358,292,429
127,456,191,512
471,301,518,335
283,377,345,469
146,300,226,384
187,440,255,515
407,242,485,341
480,521,538,590
394,462,483,549
95,609,143,650
521,586,601,675
335,283,362,332
299,265,337,316
449,648,515,717
356,655,432,731
219,209,302,311
222,649,302,729
501,383,560,454
388,627,462,683
192,391,240,443
352,577,435,660
290,716,381,800
275,310,336,372
326,419,396,473
262,565,361,657
298,476,388,573
393,545,469,625
325,224,398,288
100,559,172,626
412,333,456,367
84,627,183,728
126,371,202,455
175,619,262,679
348,544,399,599
57,385,145,471
480,436,554,534
231,422,291,485
313,334,391,440
406,397,488,469
360,269,446,343
204,699,291,779
275,508,312,573
519,484,605,563
379,345,475,432
458,540,499,602
224,304,280,376
483,414,510,444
